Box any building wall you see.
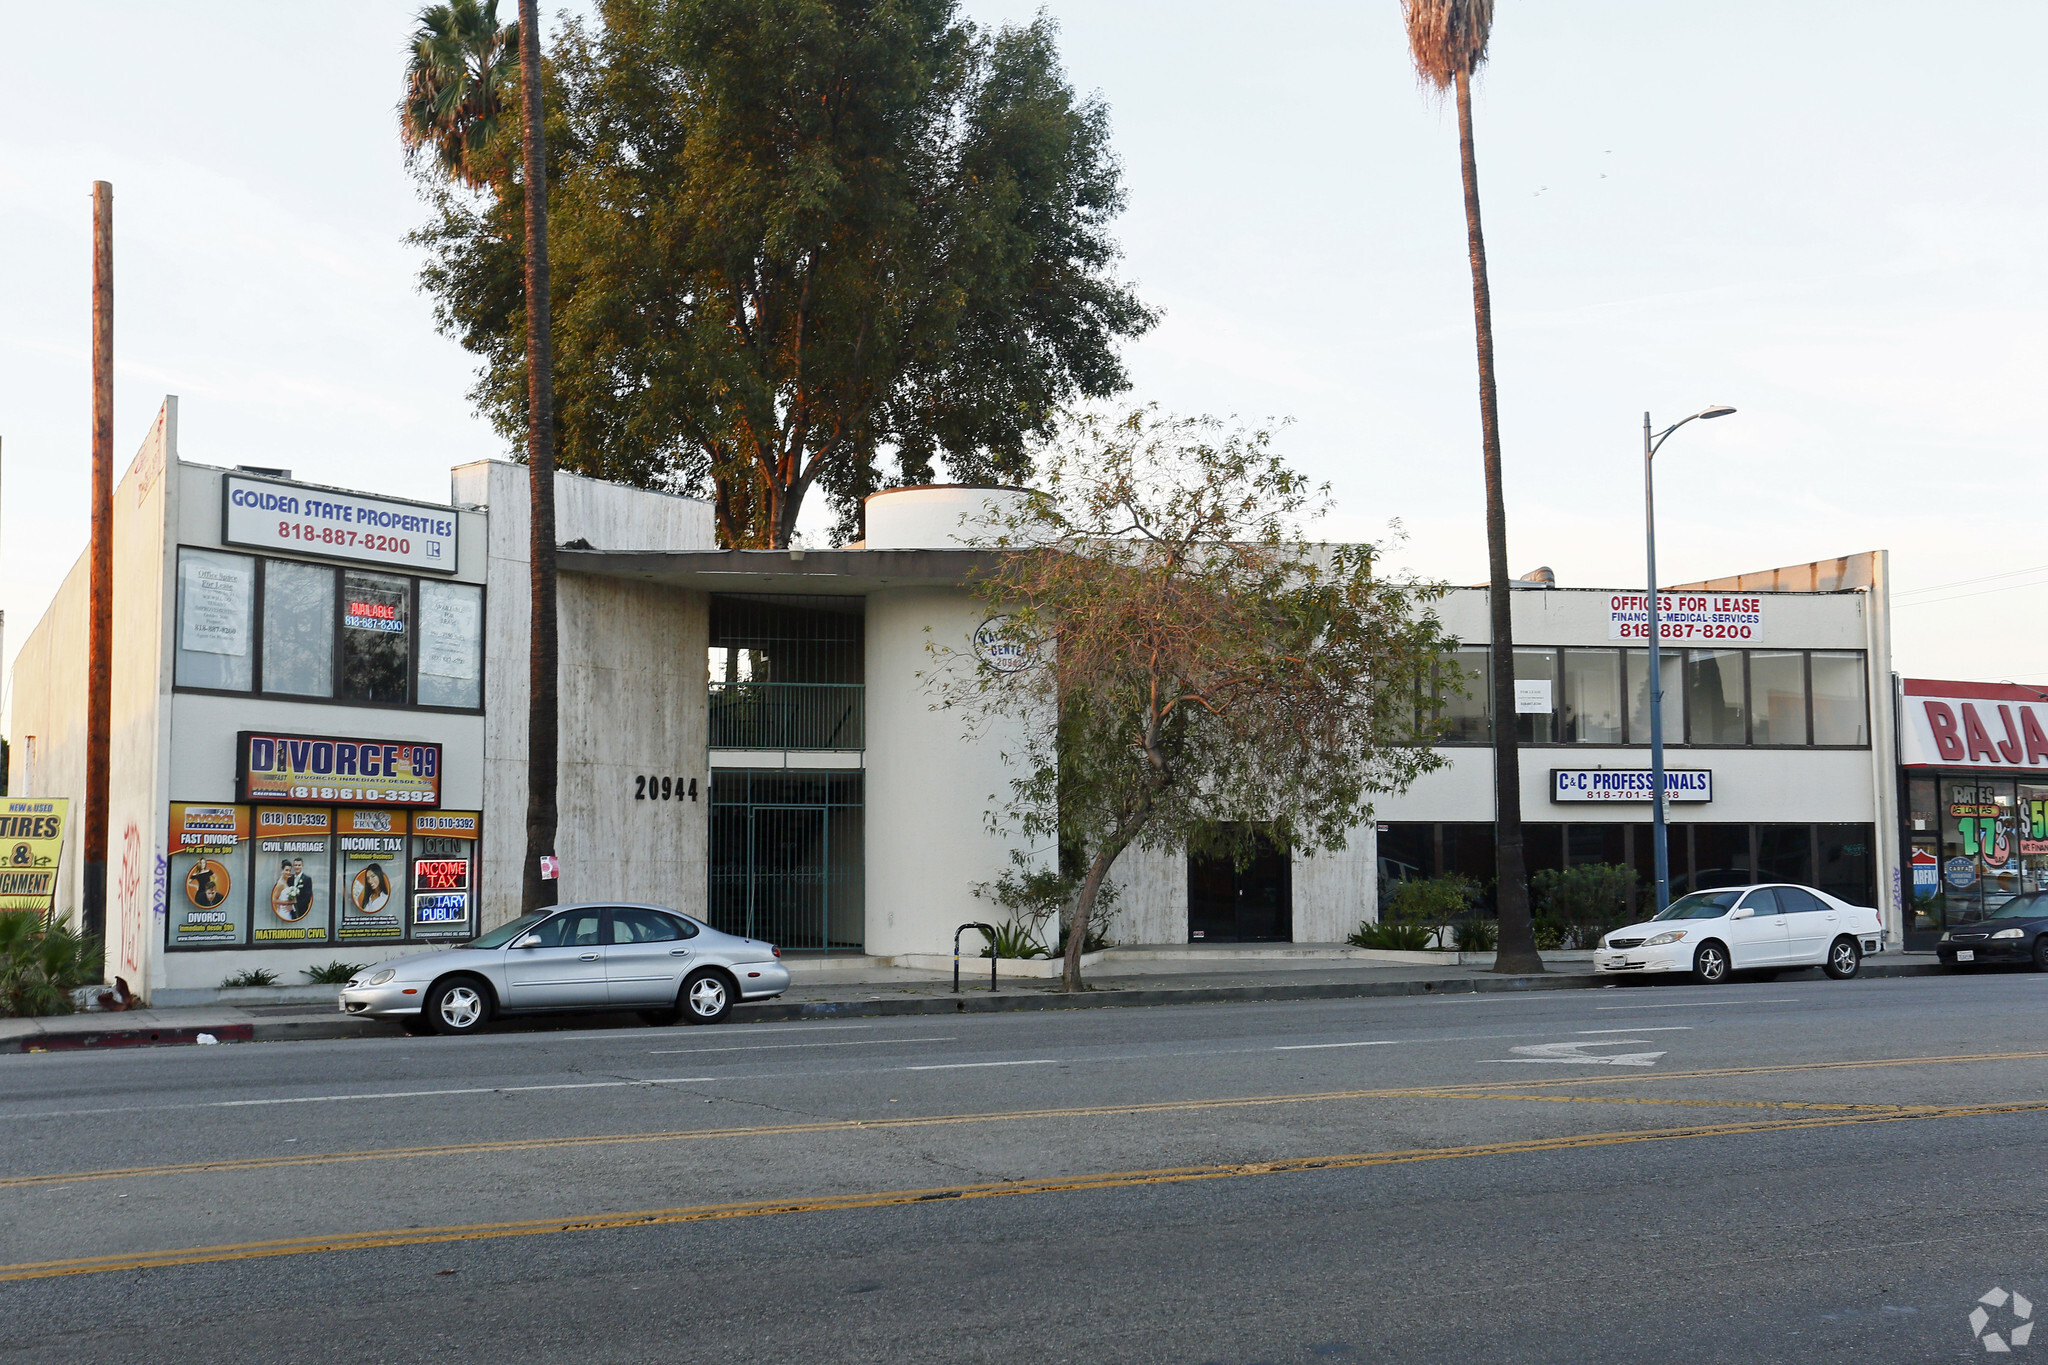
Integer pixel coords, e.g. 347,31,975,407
6,553,88,919
864,586,1047,956
453,461,716,929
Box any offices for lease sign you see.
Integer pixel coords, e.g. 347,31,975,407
223,473,459,574
1607,593,1764,642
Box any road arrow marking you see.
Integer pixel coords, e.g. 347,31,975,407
1490,1040,1667,1067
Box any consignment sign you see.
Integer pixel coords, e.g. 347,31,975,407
237,732,443,807
0,797,68,911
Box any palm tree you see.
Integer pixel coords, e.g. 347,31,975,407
402,0,562,916
1401,0,1541,973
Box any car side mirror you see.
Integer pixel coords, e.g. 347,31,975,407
511,935,541,949
1729,907,1753,920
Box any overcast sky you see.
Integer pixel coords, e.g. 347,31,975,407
4,0,2044,720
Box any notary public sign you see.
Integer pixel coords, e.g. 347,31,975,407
1901,679,2048,771
1551,769,1713,804
1607,593,1763,642
223,473,459,574
237,731,444,806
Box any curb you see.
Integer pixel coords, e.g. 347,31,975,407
3,959,1949,1050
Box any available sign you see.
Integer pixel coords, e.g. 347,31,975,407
223,473,458,575
1550,768,1713,803
0,797,68,911
1901,680,2048,771
237,731,443,807
1607,593,1763,642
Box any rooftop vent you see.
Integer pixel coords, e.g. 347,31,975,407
235,465,292,479
1511,565,1556,588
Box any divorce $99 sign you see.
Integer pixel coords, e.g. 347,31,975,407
237,731,443,806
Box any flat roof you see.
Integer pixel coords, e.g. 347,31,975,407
556,547,1002,595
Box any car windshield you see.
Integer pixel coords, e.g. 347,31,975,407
1654,890,1744,921
468,912,552,949
1989,895,2048,920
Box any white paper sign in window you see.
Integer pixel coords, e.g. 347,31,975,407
179,552,252,657
1513,680,1552,714
417,580,483,708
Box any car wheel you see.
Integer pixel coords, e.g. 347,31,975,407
1691,941,1730,985
680,968,734,1025
2033,937,2048,972
1823,936,1862,980
425,976,493,1035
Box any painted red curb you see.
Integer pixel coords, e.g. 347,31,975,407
15,1023,257,1053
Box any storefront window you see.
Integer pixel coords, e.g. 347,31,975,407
1691,824,1752,890
1757,824,1813,885
168,804,252,947
1748,652,1808,746
1810,652,1868,745
175,550,255,691
251,808,333,943
1817,823,1875,907
261,559,336,697
1560,649,1622,744
337,808,408,941
1514,648,1558,744
340,571,412,704
1908,775,1939,834
410,811,480,939
417,581,484,709
1433,648,1490,743
1687,651,1747,745
1624,650,1682,747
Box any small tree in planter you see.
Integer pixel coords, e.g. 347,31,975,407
1377,873,1483,950
1531,863,1639,948
941,408,1457,990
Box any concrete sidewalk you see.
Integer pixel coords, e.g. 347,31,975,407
1,950,1945,1052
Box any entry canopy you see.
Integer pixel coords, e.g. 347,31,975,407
557,547,1004,596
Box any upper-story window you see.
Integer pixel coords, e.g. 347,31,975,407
1426,645,1867,749
175,548,483,711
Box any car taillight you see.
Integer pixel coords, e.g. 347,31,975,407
772,944,781,957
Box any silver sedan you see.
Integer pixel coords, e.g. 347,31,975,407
338,903,790,1035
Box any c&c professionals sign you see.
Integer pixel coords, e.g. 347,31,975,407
1551,769,1713,804
237,732,443,807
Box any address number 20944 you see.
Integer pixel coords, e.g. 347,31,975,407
635,775,699,802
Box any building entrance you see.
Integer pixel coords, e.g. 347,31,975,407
709,770,864,951
1187,829,1292,942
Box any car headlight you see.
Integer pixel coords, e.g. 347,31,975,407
1940,932,1951,942
1992,928,2025,940
1643,930,1688,947
368,968,397,986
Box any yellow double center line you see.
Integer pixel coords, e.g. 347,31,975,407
7,1095,2048,1283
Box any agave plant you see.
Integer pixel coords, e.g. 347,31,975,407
0,912,104,1018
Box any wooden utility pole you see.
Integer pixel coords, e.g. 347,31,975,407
84,181,113,939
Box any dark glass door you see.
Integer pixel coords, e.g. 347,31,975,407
1187,831,1292,942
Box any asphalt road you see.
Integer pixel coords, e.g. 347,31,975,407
2,968,2047,1363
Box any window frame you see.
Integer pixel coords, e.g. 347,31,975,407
173,546,485,716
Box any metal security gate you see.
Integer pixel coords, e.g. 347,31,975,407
709,771,864,951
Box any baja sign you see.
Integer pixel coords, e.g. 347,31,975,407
1901,680,2048,771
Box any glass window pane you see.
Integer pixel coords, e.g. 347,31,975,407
1757,824,1813,885
1566,824,1625,868
1810,651,1868,746
1523,823,1564,876
253,810,332,945
260,561,335,697
1441,824,1497,912
1687,649,1747,745
1748,651,1807,746
1561,649,1623,744
1624,650,1682,746
611,907,681,943
417,580,483,708
1633,823,1691,910
339,571,411,704
1433,647,1490,743
175,549,255,690
1817,823,1874,906
1691,824,1753,890
1514,648,1558,744
1376,823,1435,896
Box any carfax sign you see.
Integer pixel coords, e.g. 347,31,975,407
223,473,458,574
237,732,443,807
1551,769,1713,803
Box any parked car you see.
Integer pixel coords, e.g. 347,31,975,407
1938,893,2048,971
1592,884,1886,984
338,903,790,1034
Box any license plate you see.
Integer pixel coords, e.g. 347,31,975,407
1956,950,1975,962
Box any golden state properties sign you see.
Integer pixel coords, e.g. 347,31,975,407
0,797,69,911
236,732,443,807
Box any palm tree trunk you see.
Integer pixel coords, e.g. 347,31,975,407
1454,68,1540,974
517,0,560,915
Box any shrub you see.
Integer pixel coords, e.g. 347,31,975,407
1383,874,1483,924
1532,863,1638,948
1347,920,1438,951
0,912,103,1018
301,961,367,984
977,921,1050,959
975,857,1121,956
1454,915,1498,953
219,967,282,989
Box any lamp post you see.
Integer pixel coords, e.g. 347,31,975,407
1644,405,1736,917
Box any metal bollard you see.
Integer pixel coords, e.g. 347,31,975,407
953,922,998,993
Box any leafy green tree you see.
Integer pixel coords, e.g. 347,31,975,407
402,0,564,913
944,409,1456,990
412,0,1155,548
1400,0,1539,973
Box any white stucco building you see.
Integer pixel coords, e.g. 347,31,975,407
6,401,1903,1002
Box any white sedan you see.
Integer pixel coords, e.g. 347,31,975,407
1594,884,1886,984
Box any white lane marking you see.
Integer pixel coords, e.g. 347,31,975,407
1595,998,1799,1010
0,1078,721,1120
903,1060,1058,1071
649,1036,954,1055
1576,1027,1692,1035
1273,1041,1399,1051
1491,1040,1665,1067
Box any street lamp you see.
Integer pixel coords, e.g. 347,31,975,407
1643,405,1737,917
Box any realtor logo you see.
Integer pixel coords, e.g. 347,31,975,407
1970,1286,2032,1352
